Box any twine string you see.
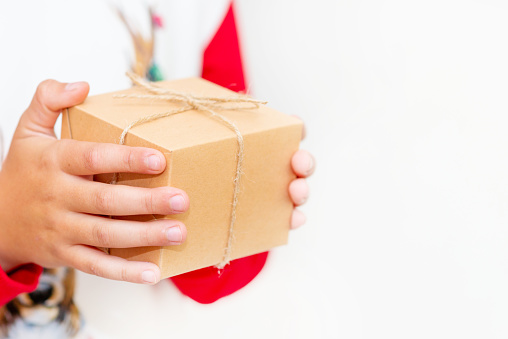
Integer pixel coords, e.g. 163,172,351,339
111,72,265,269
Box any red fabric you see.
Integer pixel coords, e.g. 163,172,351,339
201,2,246,93
0,264,42,306
171,252,268,304
170,2,269,304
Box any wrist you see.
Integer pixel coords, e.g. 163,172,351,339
0,170,19,272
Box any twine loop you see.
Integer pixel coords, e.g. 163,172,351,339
112,72,266,269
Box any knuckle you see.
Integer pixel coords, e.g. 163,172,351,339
120,266,129,282
122,148,136,172
48,242,63,260
144,192,156,214
54,141,73,171
39,146,57,171
83,145,101,172
92,222,111,247
44,210,60,231
35,80,54,101
140,225,150,245
94,189,114,214
36,180,58,207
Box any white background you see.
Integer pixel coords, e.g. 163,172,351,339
2,0,508,338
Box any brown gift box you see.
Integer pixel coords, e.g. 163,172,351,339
61,77,303,278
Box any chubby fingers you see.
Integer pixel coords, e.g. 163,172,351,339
291,149,315,178
291,209,306,229
68,214,186,248
68,245,161,284
289,148,313,230
58,140,166,175
289,179,310,229
289,178,309,206
68,180,189,216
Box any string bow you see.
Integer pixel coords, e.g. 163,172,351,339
113,72,266,269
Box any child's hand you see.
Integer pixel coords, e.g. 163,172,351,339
289,125,315,229
0,80,189,284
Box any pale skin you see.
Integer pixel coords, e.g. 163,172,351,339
0,80,315,284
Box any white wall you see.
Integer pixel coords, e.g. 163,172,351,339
240,1,508,337
2,0,508,338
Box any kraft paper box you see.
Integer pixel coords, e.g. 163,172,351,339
61,78,303,278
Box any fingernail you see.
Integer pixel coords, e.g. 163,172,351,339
147,155,161,171
142,270,157,284
166,226,183,243
169,195,186,212
65,82,83,91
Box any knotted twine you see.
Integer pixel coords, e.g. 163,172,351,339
110,73,265,269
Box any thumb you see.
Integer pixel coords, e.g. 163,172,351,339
17,80,89,137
